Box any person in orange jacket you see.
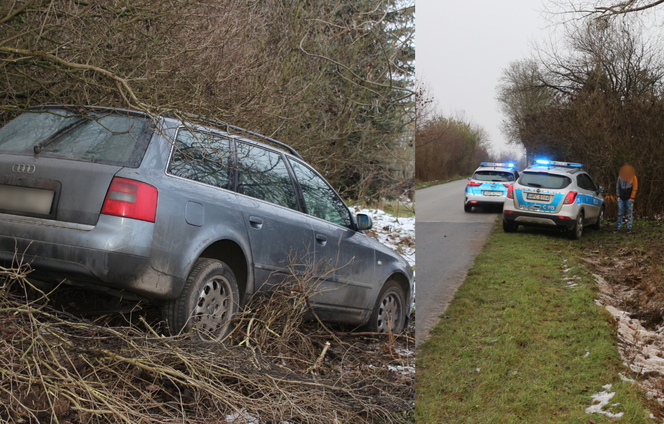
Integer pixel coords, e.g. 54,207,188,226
615,164,638,233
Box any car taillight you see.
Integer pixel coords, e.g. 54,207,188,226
563,191,577,205
101,177,158,223
467,181,482,187
506,184,514,199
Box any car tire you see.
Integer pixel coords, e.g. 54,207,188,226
162,258,239,341
569,212,584,240
591,206,605,230
464,203,472,213
366,280,407,334
503,220,518,233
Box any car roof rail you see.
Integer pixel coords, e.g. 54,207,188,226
161,111,303,160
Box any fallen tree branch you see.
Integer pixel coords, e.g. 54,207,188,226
0,46,146,110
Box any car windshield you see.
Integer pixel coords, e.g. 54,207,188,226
520,172,571,189
0,109,152,167
473,170,515,182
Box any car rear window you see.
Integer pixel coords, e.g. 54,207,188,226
473,170,515,182
519,172,571,189
0,110,152,167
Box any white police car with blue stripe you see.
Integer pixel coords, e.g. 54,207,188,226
502,160,605,239
464,162,519,212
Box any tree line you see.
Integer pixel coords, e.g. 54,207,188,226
415,85,492,182
0,0,414,200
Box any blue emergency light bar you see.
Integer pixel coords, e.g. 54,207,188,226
480,162,516,168
535,159,583,168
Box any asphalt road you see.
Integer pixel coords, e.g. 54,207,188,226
416,179,498,345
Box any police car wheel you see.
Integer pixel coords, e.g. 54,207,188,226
569,213,584,240
503,220,518,233
591,206,605,230
464,203,472,213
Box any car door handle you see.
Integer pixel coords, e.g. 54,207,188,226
248,216,263,229
316,234,327,246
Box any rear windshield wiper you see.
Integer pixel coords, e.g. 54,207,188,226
526,183,542,187
34,118,87,154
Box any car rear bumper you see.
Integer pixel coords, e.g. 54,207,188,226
0,213,184,300
465,193,506,206
503,210,576,230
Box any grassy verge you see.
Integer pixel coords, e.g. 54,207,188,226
415,175,469,190
416,221,659,423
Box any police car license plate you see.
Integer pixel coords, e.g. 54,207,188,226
0,185,55,215
526,193,551,201
482,191,502,196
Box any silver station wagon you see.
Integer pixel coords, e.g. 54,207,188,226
0,104,413,339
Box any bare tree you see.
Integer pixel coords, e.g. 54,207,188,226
497,17,664,216
0,0,415,199
555,0,664,17
496,59,553,147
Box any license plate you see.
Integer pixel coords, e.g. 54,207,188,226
0,185,55,215
526,193,551,201
482,191,503,197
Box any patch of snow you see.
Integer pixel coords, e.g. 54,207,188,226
585,384,624,419
619,373,635,383
395,347,414,357
593,272,664,405
224,409,262,424
350,206,415,268
388,365,415,374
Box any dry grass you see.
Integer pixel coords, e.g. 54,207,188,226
0,263,414,423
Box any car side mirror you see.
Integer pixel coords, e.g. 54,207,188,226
467,177,471,181
356,213,373,231
598,186,604,193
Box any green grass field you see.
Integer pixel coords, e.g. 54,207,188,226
416,221,660,423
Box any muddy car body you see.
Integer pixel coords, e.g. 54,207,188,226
0,104,413,338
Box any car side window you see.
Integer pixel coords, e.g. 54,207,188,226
168,129,231,189
576,174,595,191
289,159,352,227
235,142,298,210
576,175,587,190
584,174,598,192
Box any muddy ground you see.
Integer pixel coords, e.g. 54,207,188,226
582,221,664,418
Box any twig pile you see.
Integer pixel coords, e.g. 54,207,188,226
0,264,413,423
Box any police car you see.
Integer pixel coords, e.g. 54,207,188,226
464,162,519,212
502,160,605,239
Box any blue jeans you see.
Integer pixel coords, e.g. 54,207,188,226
617,198,633,230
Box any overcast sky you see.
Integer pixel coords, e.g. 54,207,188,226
416,1,553,158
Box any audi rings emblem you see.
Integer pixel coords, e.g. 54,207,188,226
12,164,36,174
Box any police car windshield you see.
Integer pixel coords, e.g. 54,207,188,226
520,172,571,189
473,171,515,182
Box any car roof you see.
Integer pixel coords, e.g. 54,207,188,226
524,165,584,176
474,165,516,173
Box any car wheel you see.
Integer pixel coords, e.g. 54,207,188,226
464,203,472,213
366,280,407,334
503,220,518,233
591,206,605,230
163,258,239,341
570,212,584,240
